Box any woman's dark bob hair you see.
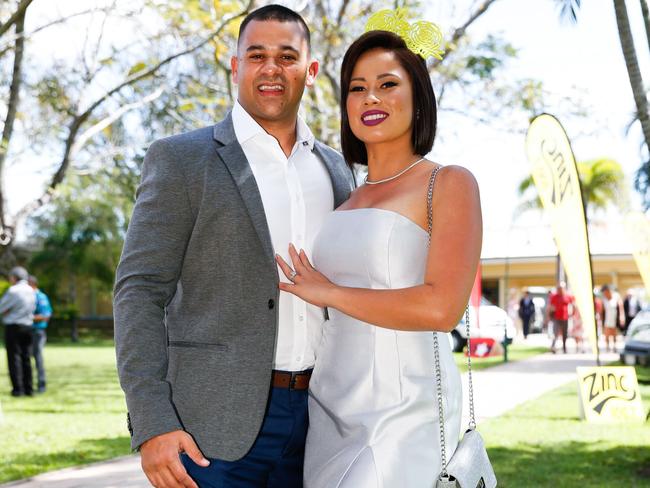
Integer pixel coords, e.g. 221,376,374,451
340,30,437,166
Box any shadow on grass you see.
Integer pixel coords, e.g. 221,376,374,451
2,436,132,483
490,441,650,487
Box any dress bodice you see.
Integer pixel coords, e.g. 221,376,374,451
313,208,429,291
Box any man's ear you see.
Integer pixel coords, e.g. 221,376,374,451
305,59,319,88
231,55,239,84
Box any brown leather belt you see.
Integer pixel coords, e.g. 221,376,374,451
272,369,312,390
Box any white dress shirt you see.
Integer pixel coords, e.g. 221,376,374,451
232,102,334,371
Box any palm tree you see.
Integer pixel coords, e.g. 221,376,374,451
516,158,628,220
555,0,650,207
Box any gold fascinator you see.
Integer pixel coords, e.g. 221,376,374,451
364,8,444,60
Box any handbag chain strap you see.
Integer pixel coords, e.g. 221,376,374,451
426,167,477,479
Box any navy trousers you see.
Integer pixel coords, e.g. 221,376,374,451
5,324,33,396
182,385,309,488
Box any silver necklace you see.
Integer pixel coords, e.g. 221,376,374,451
364,157,425,185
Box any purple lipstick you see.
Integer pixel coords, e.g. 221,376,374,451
361,110,389,126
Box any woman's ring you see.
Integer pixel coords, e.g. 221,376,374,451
289,270,298,281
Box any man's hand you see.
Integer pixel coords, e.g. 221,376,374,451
140,430,209,488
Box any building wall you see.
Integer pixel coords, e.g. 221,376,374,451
481,254,644,308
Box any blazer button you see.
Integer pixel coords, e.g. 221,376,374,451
268,299,275,309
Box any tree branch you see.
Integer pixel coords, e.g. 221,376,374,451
0,6,119,59
0,0,33,39
13,87,164,227
429,0,499,71
640,0,650,55
9,1,254,240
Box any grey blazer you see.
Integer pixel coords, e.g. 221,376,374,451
113,113,354,460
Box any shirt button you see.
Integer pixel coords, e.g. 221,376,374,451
268,299,275,309
299,315,304,322
296,356,302,362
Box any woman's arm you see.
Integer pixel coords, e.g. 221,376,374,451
278,166,482,332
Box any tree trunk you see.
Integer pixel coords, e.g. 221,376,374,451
0,7,26,245
613,0,650,159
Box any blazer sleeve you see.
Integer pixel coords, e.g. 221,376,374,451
113,138,193,450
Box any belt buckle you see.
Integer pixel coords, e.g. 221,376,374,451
289,372,298,390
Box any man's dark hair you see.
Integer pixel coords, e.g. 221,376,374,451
238,4,311,50
340,30,437,166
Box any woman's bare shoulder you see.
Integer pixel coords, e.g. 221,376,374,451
434,164,479,195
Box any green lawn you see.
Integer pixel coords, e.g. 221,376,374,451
0,341,131,483
454,343,549,372
1,341,649,486
481,365,650,487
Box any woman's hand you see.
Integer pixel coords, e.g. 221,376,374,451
276,244,337,308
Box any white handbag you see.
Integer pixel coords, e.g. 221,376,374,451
426,167,497,488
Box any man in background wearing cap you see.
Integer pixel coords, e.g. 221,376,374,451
0,266,36,396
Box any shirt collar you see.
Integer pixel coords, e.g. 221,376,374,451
232,101,315,151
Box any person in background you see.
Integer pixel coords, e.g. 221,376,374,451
29,275,52,393
0,266,36,396
549,282,574,354
570,306,585,353
543,289,554,338
601,284,624,353
594,290,604,335
623,290,640,334
518,289,536,339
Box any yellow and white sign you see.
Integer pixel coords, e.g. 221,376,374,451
624,212,650,294
525,114,598,355
577,366,645,422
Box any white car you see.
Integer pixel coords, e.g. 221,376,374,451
620,310,650,366
449,297,516,352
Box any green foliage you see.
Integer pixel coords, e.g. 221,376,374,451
55,304,80,321
516,158,628,220
465,35,517,81
577,158,629,213
27,174,127,307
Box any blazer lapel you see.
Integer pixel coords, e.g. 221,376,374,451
213,114,276,268
314,142,355,208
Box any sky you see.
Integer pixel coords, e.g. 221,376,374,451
5,0,650,255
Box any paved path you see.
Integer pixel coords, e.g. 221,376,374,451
2,335,621,488
1,456,147,488
461,344,619,426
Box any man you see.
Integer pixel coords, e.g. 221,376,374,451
518,290,535,339
548,282,573,354
0,266,36,396
601,285,624,353
623,290,640,333
29,275,52,393
114,5,354,488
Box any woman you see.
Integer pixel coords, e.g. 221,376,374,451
276,30,482,487
601,285,624,352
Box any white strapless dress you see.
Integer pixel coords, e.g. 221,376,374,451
304,208,462,488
